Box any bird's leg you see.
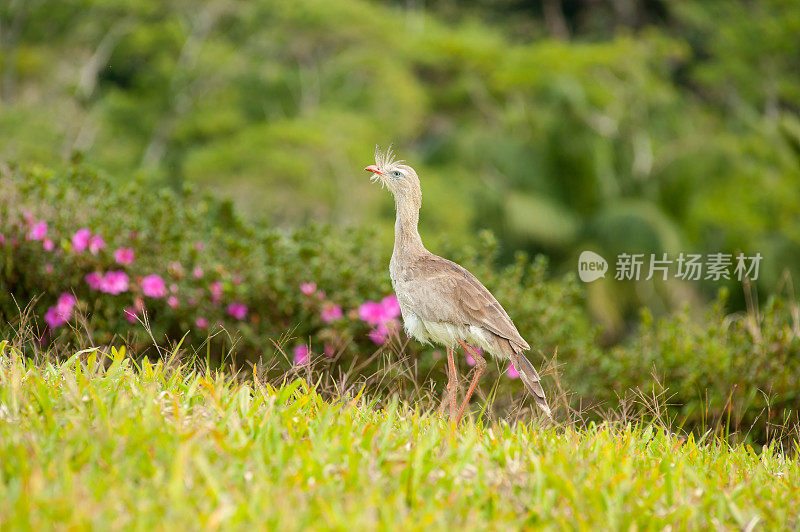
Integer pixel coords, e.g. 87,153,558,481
446,346,458,423
456,340,487,425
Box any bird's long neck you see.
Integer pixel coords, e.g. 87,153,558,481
393,195,425,258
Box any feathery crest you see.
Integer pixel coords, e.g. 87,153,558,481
375,144,404,171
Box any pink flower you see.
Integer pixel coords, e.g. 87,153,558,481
27,221,48,241
141,274,167,298
507,363,519,380
195,317,208,329
72,228,91,252
124,307,138,323
320,303,343,323
45,292,76,329
194,241,205,252
57,293,77,313
85,272,104,290
324,343,335,357
381,295,401,320
209,281,223,303
89,234,105,255
360,298,403,343
0,234,5,245
45,264,54,274
43,238,55,251
368,321,397,345
100,270,129,294
465,346,482,367
300,282,316,296
293,345,310,365
113,247,135,265
358,301,385,326
167,296,179,309
45,307,66,328
193,267,204,279
170,283,178,294
368,327,387,345
227,302,248,320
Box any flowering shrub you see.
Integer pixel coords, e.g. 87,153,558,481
3,163,799,441
3,165,586,386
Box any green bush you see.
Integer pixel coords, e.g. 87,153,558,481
606,293,800,440
2,0,799,329
2,163,799,443
0,163,591,386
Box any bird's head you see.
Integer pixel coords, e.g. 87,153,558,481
364,145,421,205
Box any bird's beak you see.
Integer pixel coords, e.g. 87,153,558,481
364,165,383,175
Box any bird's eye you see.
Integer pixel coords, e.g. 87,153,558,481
391,171,403,179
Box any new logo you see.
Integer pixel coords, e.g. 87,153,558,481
578,250,608,282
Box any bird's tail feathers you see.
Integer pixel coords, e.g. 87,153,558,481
509,351,552,419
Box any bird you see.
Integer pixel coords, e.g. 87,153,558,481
364,146,551,426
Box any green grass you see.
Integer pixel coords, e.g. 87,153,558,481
1,341,798,530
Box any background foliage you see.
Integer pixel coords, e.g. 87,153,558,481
2,166,799,443
2,0,799,329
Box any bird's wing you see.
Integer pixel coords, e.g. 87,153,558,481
399,254,530,351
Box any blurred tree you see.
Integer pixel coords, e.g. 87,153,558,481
0,0,798,331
